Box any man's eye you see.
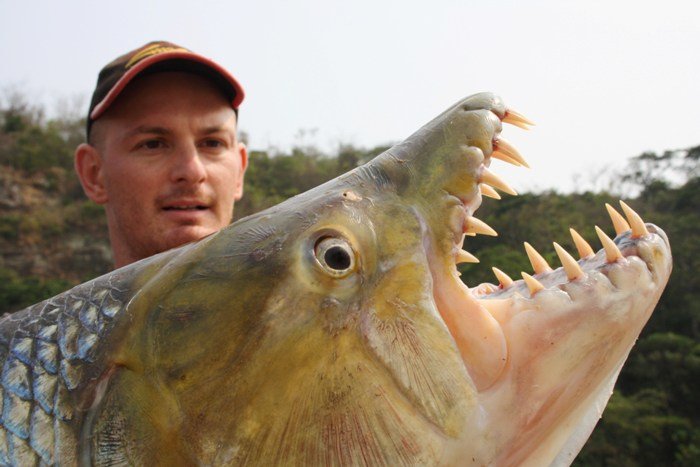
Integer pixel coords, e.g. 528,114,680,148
140,140,165,150
200,139,224,149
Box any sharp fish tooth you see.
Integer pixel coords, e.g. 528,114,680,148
480,168,518,196
492,267,513,287
553,242,584,280
491,151,524,167
569,228,595,259
479,183,501,200
456,250,479,264
493,138,530,168
595,226,624,263
465,217,498,236
605,203,631,236
503,108,535,129
524,242,552,274
521,272,545,296
619,200,649,238
474,283,499,295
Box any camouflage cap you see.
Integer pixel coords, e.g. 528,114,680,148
86,40,245,137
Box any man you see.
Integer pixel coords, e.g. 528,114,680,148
74,41,248,268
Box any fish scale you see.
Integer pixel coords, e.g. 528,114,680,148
0,273,128,465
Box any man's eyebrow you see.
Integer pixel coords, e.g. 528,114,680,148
201,126,231,135
201,126,236,143
124,126,171,138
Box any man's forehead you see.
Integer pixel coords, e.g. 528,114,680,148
108,72,235,115
105,75,235,122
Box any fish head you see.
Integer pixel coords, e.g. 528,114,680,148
145,161,482,461
115,93,672,465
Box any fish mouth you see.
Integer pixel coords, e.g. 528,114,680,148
419,103,672,395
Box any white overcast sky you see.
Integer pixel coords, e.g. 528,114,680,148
1,0,698,193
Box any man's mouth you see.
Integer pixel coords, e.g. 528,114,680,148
162,199,211,212
163,206,208,211
161,201,213,222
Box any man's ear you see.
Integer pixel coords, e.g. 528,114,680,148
234,142,248,200
74,143,108,204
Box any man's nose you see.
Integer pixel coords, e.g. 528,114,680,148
170,144,207,183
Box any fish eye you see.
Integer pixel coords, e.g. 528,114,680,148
313,236,356,277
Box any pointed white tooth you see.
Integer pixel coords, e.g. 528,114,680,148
595,226,624,263
456,250,479,264
465,217,498,236
480,168,517,196
491,151,523,167
605,203,630,236
553,242,585,280
521,272,545,296
524,242,552,274
569,228,595,259
503,108,535,129
480,183,501,200
492,267,513,287
474,283,499,295
493,138,530,168
619,200,649,238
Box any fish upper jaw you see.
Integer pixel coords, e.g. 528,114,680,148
387,93,671,464
376,93,532,392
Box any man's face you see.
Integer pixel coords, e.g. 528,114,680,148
81,71,247,267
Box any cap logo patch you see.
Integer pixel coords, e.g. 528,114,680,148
125,44,190,69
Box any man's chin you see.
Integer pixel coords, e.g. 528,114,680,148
161,225,219,251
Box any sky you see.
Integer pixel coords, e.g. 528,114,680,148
1,0,698,193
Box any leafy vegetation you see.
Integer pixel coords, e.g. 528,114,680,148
0,267,73,314
0,95,697,464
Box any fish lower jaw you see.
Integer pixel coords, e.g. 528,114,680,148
468,202,669,302
450,219,671,466
438,202,671,395
468,219,671,375
472,226,670,317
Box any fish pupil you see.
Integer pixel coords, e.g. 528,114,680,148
324,246,351,270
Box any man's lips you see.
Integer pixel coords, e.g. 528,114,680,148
161,200,213,222
161,199,211,211
163,206,208,211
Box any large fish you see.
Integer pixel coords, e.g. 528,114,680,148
0,93,672,465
